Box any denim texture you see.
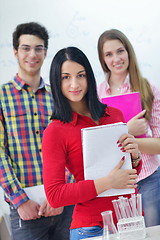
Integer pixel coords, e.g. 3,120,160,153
10,205,74,240
70,226,103,240
138,167,160,227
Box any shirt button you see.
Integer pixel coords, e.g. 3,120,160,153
36,131,39,134
39,149,42,152
34,113,37,116
32,95,35,99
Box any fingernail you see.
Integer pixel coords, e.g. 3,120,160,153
118,144,122,147
117,140,119,144
120,147,125,151
121,156,125,161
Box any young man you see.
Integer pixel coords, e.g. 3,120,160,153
0,22,74,240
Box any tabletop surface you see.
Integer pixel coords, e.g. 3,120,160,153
84,225,160,240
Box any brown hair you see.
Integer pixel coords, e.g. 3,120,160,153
97,29,154,120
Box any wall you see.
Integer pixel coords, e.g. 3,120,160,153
0,0,160,226
0,0,160,88
0,189,11,239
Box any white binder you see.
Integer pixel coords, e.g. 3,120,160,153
81,122,135,197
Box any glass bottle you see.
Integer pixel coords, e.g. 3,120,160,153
101,210,120,240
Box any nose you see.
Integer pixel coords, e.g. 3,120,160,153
70,77,79,88
29,48,36,57
112,53,120,62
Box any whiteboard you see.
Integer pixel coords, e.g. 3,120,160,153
0,0,160,88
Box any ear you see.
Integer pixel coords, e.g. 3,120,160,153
14,48,18,59
44,50,47,58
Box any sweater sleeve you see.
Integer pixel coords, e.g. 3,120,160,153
42,123,97,208
134,159,142,175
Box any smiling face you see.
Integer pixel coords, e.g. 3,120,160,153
14,34,47,78
103,39,129,76
61,60,88,108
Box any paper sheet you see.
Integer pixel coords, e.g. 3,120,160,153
24,184,46,205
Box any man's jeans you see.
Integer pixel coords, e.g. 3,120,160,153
138,167,160,227
10,205,74,240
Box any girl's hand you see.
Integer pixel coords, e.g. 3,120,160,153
118,133,139,158
127,110,148,136
107,157,137,189
94,157,138,195
118,133,141,167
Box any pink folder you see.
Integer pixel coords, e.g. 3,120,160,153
102,92,146,138
102,92,142,122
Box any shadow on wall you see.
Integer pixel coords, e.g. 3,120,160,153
0,215,12,240
0,189,12,240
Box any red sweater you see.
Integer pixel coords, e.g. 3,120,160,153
42,107,142,229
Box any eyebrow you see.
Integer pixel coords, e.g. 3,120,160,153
117,47,125,50
78,70,85,73
20,44,44,47
104,47,125,53
61,70,85,75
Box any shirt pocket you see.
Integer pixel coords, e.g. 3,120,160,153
3,107,30,137
37,109,53,131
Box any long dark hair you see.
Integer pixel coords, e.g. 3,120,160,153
50,46,106,122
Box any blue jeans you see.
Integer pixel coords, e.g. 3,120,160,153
138,167,160,227
10,204,74,240
70,226,103,240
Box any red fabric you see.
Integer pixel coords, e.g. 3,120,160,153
42,107,141,229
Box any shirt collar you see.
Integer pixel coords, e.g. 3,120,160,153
70,108,110,126
13,74,50,92
71,112,79,126
104,73,130,93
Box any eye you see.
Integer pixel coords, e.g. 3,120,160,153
78,73,86,78
22,46,30,52
35,47,44,53
105,53,111,57
117,49,125,54
61,75,70,80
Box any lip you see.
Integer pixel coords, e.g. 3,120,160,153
69,90,81,95
114,61,123,66
26,60,38,67
113,63,124,69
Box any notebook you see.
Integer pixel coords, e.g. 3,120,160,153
102,92,146,138
82,122,135,197
101,92,142,123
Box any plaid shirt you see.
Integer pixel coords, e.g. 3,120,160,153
0,75,73,208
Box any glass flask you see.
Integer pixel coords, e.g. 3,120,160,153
101,210,120,240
